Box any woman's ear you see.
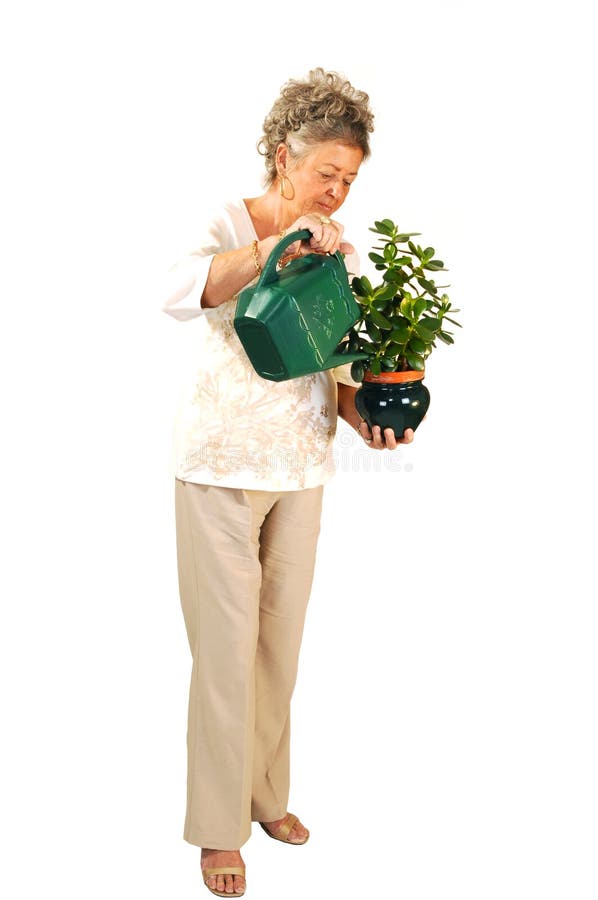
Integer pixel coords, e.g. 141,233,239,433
275,142,288,175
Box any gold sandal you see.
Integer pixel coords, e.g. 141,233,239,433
202,865,246,897
259,812,310,845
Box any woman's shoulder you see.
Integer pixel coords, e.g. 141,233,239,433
201,199,254,246
182,200,253,257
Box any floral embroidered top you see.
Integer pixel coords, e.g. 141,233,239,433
161,200,361,491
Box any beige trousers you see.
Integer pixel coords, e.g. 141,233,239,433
174,477,324,850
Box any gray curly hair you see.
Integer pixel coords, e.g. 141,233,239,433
257,68,374,186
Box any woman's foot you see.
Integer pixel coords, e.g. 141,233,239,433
261,812,309,843
201,848,246,895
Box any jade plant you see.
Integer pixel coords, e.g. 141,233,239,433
339,218,461,382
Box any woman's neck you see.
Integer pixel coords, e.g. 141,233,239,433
243,187,298,240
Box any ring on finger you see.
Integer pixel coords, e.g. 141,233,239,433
319,215,332,225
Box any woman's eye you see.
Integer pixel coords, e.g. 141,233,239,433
319,173,332,179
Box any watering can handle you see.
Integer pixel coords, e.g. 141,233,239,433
259,229,343,287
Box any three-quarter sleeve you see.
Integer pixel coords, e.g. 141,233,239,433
160,216,228,321
332,364,362,387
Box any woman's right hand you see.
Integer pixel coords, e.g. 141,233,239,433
282,213,355,260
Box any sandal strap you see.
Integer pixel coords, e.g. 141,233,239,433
276,813,299,842
203,866,246,878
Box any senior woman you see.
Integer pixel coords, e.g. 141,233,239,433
162,68,414,897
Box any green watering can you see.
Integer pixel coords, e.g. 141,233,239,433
234,229,368,382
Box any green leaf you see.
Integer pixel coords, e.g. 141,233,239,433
384,242,398,261
369,308,393,329
413,297,428,318
374,283,398,303
386,341,405,355
408,337,427,354
395,256,413,266
351,276,366,296
437,331,455,345
350,361,365,382
365,321,382,341
424,259,445,271
390,326,410,344
371,221,393,236
372,296,389,311
380,356,397,371
396,232,421,242
383,268,403,284
400,297,413,317
420,314,443,331
370,357,382,375
361,275,373,294
405,350,426,370
417,277,438,294
414,324,435,342
368,252,386,265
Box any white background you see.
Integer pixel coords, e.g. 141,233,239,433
1,1,596,898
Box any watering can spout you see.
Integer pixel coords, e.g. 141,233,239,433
327,350,369,369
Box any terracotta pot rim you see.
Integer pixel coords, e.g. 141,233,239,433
363,369,426,383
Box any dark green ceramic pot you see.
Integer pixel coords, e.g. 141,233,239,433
355,370,430,439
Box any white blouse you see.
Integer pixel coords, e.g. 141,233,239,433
161,200,361,492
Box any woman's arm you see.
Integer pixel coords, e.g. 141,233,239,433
202,213,355,308
163,211,355,321
336,383,362,431
201,235,281,308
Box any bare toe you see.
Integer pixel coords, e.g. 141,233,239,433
289,822,308,843
202,848,245,894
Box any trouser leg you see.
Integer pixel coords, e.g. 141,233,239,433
249,484,324,822
174,478,277,849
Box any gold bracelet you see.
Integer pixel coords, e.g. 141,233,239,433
251,240,262,276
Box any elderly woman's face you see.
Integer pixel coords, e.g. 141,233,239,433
287,141,363,218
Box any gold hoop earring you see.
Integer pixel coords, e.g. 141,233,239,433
279,175,295,201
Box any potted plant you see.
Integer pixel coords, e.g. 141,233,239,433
337,218,461,439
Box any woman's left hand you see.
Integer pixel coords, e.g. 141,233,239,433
357,420,414,449
283,213,354,258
